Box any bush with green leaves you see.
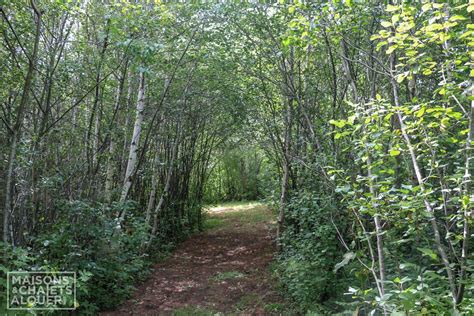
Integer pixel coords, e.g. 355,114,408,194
37,200,154,311
276,191,349,313
330,97,474,314
0,241,92,314
0,243,34,313
0,200,161,314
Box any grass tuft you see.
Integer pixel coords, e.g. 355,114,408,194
210,271,245,281
171,306,222,316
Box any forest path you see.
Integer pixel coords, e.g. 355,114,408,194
103,202,286,315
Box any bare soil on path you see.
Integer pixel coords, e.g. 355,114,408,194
102,202,286,315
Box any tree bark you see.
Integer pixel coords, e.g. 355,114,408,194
105,73,127,203
151,135,179,238
389,53,458,307
145,152,159,223
340,36,387,303
3,1,41,244
456,83,474,303
119,71,145,212
277,52,294,250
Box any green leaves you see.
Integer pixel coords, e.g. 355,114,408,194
424,23,443,32
386,4,399,12
335,131,350,139
468,3,474,13
276,0,474,313
381,21,392,28
395,72,406,82
415,107,425,118
386,45,397,55
329,119,347,128
389,149,401,157
417,247,438,260
421,3,432,12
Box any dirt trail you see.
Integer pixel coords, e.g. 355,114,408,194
102,203,285,315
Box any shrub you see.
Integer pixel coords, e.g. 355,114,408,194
0,200,155,314
277,191,349,313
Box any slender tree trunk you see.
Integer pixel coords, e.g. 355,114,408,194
277,55,294,249
456,83,474,303
277,150,289,248
120,73,134,181
105,140,115,203
374,216,385,284
105,73,127,203
340,36,387,303
87,19,109,175
363,130,386,299
389,53,458,307
151,136,178,237
145,152,159,223
92,105,100,172
119,71,145,212
3,1,41,244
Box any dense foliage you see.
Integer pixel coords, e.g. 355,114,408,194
213,1,474,314
1,201,153,313
1,0,473,314
0,1,243,313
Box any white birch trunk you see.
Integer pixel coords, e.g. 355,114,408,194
119,71,145,210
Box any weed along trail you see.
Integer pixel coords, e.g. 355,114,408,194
102,202,286,315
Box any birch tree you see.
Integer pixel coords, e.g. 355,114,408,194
120,71,145,207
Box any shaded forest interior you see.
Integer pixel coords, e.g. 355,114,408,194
1,1,474,315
